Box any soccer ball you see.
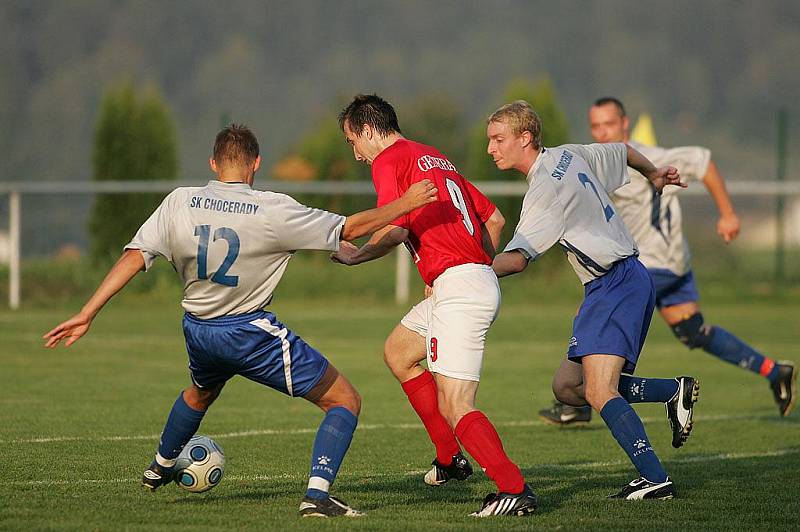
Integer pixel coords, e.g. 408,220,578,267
173,435,225,493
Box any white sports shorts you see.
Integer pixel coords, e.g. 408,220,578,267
400,263,500,381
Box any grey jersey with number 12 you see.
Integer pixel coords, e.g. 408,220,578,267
503,143,638,284
126,180,345,319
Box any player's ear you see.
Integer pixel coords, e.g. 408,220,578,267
520,130,533,148
622,116,630,132
363,124,373,140
209,157,218,173
252,156,261,173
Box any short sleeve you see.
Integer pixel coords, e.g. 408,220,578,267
272,196,345,252
503,180,565,261
372,152,409,229
125,192,174,270
464,180,496,222
564,143,629,193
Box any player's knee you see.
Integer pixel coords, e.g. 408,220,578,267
552,380,573,404
183,384,221,411
671,313,714,349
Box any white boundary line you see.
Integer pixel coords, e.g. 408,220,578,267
0,412,780,445
7,449,798,487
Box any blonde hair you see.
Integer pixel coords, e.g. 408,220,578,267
488,100,542,150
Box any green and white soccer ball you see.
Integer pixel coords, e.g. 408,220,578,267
174,435,225,493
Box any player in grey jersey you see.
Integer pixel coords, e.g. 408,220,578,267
540,97,796,426
488,100,696,500
43,124,438,517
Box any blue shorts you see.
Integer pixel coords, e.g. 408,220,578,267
182,310,329,398
567,256,656,374
648,268,700,309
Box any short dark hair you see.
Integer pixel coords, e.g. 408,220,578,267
338,94,401,136
593,97,626,117
213,124,259,167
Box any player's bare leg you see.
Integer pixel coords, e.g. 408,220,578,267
541,359,593,426
143,382,225,491
434,373,536,516
384,324,470,484
661,301,795,417
582,355,675,500
383,324,427,382
299,364,363,517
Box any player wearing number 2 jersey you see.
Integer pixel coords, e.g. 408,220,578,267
43,124,438,517
334,94,536,517
488,101,693,501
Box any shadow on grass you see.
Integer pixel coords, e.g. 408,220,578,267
167,448,800,526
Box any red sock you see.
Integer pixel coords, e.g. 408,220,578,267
401,371,460,465
455,410,525,494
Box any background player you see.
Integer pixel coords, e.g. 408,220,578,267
540,97,797,426
333,94,537,517
43,124,438,518
488,100,691,500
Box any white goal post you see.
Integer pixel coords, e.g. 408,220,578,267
2,179,800,309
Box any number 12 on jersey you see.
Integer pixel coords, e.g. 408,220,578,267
194,225,240,287
445,178,475,235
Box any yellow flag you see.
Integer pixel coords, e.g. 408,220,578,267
631,113,657,146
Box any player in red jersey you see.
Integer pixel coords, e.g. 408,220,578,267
333,94,536,517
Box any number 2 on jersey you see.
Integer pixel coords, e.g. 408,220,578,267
194,225,240,287
445,178,475,235
577,173,615,222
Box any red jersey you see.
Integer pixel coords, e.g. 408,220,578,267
372,139,497,285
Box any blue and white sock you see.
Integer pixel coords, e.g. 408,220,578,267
600,397,668,483
704,327,780,381
306,407,358,500
156,393,206,467
618,376,680,404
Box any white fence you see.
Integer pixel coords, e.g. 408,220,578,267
3,179,800,309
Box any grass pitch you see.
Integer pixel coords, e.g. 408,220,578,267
1,262,799,530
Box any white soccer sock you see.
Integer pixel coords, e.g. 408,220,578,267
155,453,176,468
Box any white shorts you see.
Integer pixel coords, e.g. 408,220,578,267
400,264,500,381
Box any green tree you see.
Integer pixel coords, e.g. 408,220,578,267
400,94,466,165
89,82,178,262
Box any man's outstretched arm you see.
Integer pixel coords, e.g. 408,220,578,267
625,144,685,193
43,249,145,348
341,179,437,241
332,224,409,266
492,250,529,278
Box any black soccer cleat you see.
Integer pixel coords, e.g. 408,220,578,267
469,483,537,517
608,476,676,500
538,401,592,426
423,451,473,486
298,495,364,517
141,459,174,491
770,361,797,417
666,376,699,448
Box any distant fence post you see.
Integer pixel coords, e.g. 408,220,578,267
395,247,410,304
775,109,788,282
9,190,21,309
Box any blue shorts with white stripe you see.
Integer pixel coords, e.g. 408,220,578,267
182,310,329,397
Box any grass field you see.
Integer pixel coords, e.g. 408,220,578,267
2,259,799,530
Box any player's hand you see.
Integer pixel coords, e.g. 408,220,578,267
402,179,438,210
331,240,359,265
648,166,686,194
424,284,433,298
43,312,92,348
717,212,740,243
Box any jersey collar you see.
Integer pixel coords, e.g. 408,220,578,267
526,147,547,184
208,180,252,190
